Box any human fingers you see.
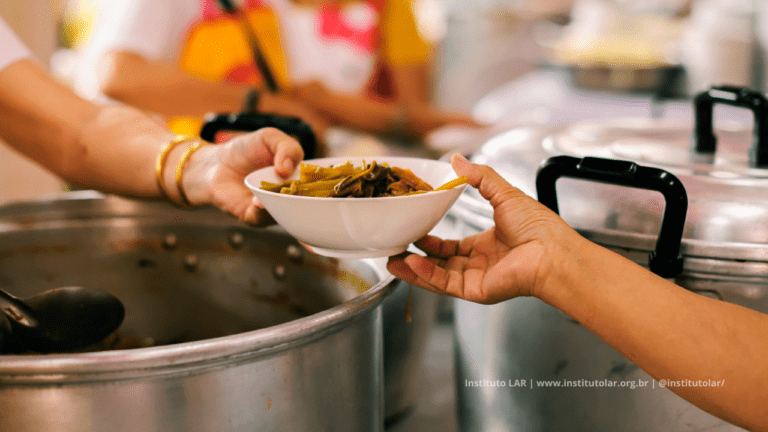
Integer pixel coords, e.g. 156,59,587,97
408,252,494,302
254,127,304,177
387,253,458,297
450,153,529,209
412,235,462,258
387,254,418,284
389,249,497,303
221,127,303,178
412,234,482,260
238,197,276,226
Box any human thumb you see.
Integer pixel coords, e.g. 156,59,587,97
450,153,528,209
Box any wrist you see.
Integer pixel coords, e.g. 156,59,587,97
535,230,636,329
157,137,218,207
533,229,595,305
179,142,220,206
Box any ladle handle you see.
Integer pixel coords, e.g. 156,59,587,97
200,112,318,159
693,86,768,168
536,155,688,279
0,288,37,327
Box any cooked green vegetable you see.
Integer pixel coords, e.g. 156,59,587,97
260,161,464,198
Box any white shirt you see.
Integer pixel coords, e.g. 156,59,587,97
72,0,200,101
0,17,32,73
269,0,378,94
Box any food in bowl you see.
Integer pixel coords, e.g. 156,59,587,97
261,160,466,198
245,156,468,258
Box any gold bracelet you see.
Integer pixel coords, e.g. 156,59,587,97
175,140,208,208
156,135,196,200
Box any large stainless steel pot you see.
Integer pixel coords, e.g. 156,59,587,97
0,193,396,432
449,87,768,431
197,111,442,426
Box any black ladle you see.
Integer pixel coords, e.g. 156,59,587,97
0,286,125,353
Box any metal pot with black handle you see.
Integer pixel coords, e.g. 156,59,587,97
448,86,768,431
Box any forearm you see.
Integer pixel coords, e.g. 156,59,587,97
311,93,397,135
540,234,768,431
0,60,99,175
0,59,202,201
74,104,188,198
300,59,432,130
293,80,475,138
100,52,330,141
100,51,248,118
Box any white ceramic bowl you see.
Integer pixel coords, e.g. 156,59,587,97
245,156,467,258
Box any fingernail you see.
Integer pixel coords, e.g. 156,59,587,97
451,153,470,170
453,153,469,163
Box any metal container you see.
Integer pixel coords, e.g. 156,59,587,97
197,112,441,426
449,87,768,431
565,64,675,93
0,193,395,432
382,279,440,425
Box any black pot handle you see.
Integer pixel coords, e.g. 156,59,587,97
536,155,688,278
200,113,318,159
693,86,768,168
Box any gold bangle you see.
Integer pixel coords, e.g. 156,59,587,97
156,135,196,200
175,140,208,208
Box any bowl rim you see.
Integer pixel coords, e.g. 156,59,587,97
245,155,464,201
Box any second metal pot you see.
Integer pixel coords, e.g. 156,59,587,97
449,87,768,431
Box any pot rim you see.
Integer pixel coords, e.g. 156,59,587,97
0,264,394,382
0,194,396,382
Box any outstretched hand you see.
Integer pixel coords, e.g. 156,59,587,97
184,127,304,225
387,153,579,304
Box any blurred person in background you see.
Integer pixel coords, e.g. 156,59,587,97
0,14,303,225
71,0,477,147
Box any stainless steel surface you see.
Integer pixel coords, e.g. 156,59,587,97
566,64,671,92
454,297,741,432
382,280,441,423
387,322,459,432
448,111,766,431
0,194,395,432
382,212,465,431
